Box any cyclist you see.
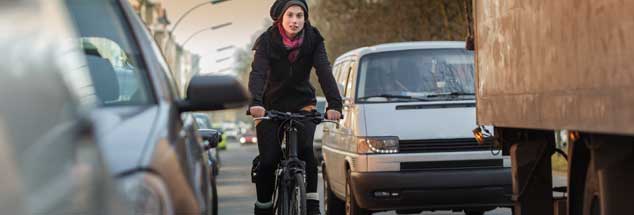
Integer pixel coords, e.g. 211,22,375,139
248,0,342,214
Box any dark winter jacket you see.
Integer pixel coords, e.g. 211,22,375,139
248,24,343,113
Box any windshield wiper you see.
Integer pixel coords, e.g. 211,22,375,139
425,92,475,98
357,94,431,101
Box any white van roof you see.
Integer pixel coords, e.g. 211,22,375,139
335,41,466,63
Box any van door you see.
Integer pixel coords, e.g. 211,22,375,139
330,60,355,193
322,61,342,185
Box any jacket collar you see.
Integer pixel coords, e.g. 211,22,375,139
269,23,317,62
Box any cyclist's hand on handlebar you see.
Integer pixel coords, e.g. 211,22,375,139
326,110,342,120
250,106,266,118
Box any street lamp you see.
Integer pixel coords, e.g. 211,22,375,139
216,45,235,52
162,0,230,49
216,56,232,63
181,22,232,48
170,0,230,33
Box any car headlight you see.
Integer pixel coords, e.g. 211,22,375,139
357,137,399,154
119,172,172,215
252,137,257,143
239,137,246,143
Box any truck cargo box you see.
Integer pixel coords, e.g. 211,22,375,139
474,0,634,135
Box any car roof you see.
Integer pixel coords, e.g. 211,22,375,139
335,41,467,63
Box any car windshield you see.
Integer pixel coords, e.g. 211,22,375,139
356,49,475,103
65,0,154,106
316,100,327,113
194,114,212,129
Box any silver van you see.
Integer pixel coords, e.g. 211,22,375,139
321,41,512,215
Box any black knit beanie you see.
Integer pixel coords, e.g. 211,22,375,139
270,0,308,22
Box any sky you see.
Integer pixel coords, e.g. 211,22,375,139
164,0,275,74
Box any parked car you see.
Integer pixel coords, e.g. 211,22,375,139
212,126,228,150
321,42,512,215
194,113,223,171
314,96,327,163
0,0,126,213
239,130,258,145
64,0,249,215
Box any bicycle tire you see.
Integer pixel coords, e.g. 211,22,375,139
290,173,307,215
278,178,289,215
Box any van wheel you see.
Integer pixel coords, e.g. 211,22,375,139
345,169,369,215
323,168,344,215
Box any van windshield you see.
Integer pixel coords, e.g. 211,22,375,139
356,49,474,103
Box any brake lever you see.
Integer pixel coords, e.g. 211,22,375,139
252,117,270,121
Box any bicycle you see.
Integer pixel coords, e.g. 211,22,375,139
253,110,339,215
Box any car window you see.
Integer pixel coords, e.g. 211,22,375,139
336,61,350,96
194,115,212,129
65,0,154,106
343,62,355,97
315,100,327,113
357,49,475,102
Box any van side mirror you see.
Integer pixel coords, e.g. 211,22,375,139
343,97,352,106
179,75,251,112
198,129,220,150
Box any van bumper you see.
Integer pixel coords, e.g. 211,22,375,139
349,168,513,211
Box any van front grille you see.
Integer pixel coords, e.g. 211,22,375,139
401,159,503,171
398,138,492,153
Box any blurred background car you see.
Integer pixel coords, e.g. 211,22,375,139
239,130,257,145
220,122,240,141
0,0,126,213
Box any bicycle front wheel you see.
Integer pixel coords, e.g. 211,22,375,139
290,173,307,215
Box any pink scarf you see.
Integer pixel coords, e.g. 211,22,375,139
278,22,304,63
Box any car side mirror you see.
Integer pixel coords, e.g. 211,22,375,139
198,129,220,150
179,75,250,112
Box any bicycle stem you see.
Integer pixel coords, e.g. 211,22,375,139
286,120,299,159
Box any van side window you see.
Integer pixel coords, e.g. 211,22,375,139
337,60,351,96
343,62,355,98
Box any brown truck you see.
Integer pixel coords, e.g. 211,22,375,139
472,1,634,215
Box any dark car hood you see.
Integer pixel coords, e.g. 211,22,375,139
91,106,159,175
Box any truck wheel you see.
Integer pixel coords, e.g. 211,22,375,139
583,161,601,215
323,168,345,215
345,169,369,215
568,139,591,215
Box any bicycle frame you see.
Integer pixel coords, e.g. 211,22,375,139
253,111,339,215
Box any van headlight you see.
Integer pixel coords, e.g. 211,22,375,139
357,137,399,154
119,172,172,215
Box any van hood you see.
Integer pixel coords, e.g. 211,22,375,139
361,101,477,140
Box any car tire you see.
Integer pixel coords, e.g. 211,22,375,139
212,177,219,215
345,169,369,215
215,150,221,169
323,168,345,215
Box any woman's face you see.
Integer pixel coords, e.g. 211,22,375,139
281,5,305,37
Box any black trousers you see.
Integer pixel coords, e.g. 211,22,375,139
255,119,318,203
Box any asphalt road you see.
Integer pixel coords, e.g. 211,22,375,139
217,140,521,215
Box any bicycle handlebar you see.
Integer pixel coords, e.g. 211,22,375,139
252,110,341,127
